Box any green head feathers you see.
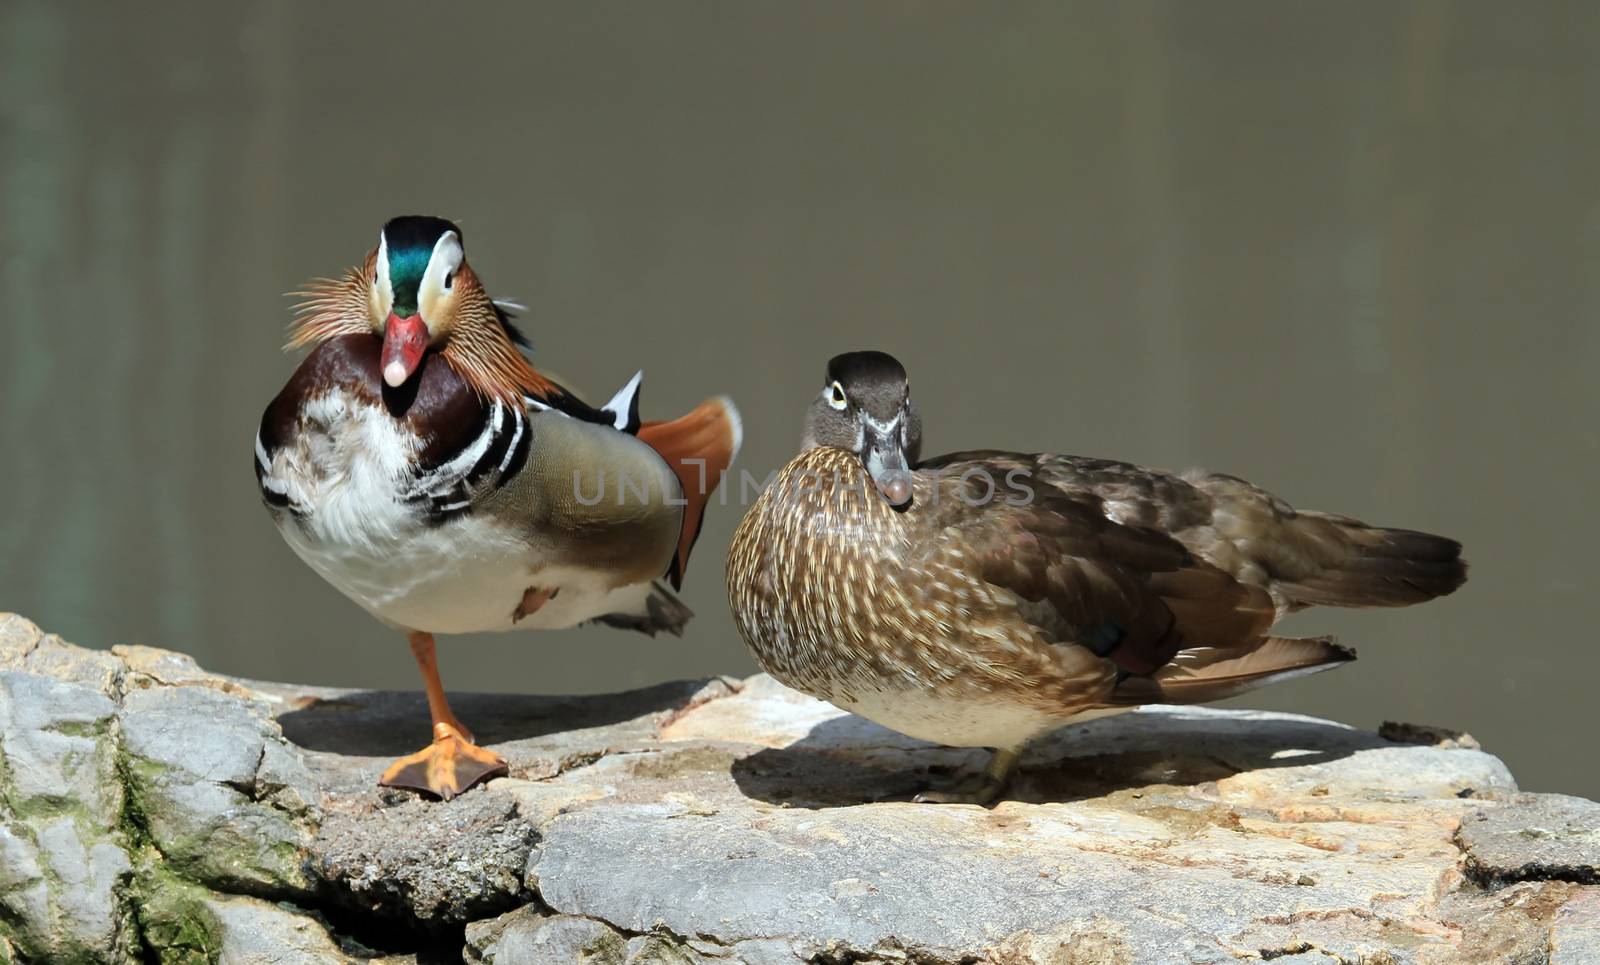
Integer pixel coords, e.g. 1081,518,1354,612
380,215,463,315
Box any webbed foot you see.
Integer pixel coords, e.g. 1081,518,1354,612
378,722,508,801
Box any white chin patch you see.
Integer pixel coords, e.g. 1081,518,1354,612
383,361,408,387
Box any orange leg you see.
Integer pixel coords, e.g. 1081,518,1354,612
378,632,508,800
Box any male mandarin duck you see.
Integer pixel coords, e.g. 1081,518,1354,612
255,216,740,799
727,351,1466,805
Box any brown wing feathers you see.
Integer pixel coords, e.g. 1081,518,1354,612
1147,567,1276,650
934,453,1462,710
940,470,1189,676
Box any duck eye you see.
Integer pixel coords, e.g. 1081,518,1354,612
828,381,847,410
443,270,455,291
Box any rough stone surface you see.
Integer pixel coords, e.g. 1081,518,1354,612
314,788,537,929
1,613,1597,964
464,907,627,964
120,684,320,899
205,894,411,965
0,670,136,962
1551,887,1600,964
1458,792,1600,887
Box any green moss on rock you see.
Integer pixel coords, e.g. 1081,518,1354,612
131,858,222,965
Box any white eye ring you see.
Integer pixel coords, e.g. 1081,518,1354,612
827,381,847,410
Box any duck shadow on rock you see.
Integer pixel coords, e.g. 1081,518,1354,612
275,678,713,757
731,707,1388,809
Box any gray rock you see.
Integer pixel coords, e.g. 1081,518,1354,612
0,671,136,962
112,643,265,701
261,674,736,797
35,818,132,953
0,613,43,659
0,614,123,695
207,893,406,965
1551,887,1600,965
0,671,121,821
465,908,759,965
315,788,535,928
535,793,1250,962
1459,792,1600,886
0,824,49,950
2,611,1599,964
466,907,629,964
118,681,320,899
133,846,415,965
524,688,1545,964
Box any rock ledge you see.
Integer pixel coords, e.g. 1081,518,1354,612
1,613,1596,964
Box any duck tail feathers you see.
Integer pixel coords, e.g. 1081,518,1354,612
1276,519,1467,609
638,396,742,589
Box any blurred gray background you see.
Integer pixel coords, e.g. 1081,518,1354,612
2,2,1596,796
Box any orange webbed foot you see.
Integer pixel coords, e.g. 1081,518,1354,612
378,722,508,801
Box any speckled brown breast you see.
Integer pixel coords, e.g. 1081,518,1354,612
725,447,1113,712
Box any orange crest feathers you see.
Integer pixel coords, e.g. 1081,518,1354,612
284,254,561,406
286,252,375,351
438,306,562,405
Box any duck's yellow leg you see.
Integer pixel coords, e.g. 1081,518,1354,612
913,747,1021,807
378,632,508,800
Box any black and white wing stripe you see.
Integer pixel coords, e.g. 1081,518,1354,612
526,370,644,435
403,402,532,523
393,371,645,524
254,434,298,513
600,370,643,434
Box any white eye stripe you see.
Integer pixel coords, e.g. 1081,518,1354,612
372,232,394,319
413,230,464,327
422,231,463,293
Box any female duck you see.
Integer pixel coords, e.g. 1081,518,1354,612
727,351,1464,804
256,216,740,799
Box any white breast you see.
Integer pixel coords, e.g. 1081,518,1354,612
258,389,637,635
